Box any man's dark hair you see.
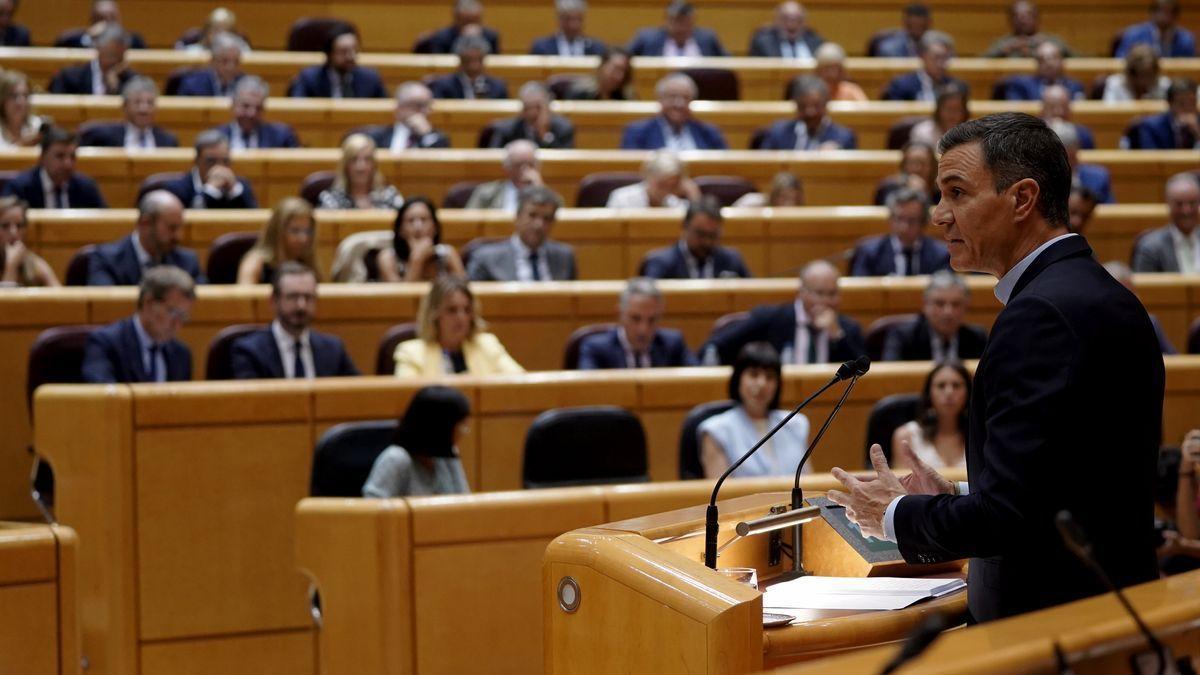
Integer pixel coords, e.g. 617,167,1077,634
938,112,1071,228
39,126,77,154
666,0,695,19
271,260,316,296
903,3,931,18
1167,77,1197,105
683,194,723,227
323,24,358,57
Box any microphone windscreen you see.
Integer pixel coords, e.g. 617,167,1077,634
853,356,871,376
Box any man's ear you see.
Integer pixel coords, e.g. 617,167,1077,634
1010,178,1041,223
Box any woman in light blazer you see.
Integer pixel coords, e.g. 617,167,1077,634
394,275,525,376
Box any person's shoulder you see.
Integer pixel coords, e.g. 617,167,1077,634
91,316,129,343
1136,225,1175,248
310,328,348,350
579,327,619,349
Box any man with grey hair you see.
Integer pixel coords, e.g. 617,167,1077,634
177,31,247,96
80,76,179,149
628,0,727,57
419,0,501,54
577,277,698,369
87,190,203,285
57,0,146,49
82,265,195,383
49,23,138,95
1048,119,1113,204
1132,172,1200,273
749,1,825,58
881,270,988,361
882,30,967,101
466,139,542,211
161,130,258,209
607,149,700,208
1039,84,1096,149
208,76,301,149
429,34,509,99
761,75,857,150
488,81,576,149
620,73,727,150
468,185,577,281
530,0,606,56
366,82,450,151
851,185,950,276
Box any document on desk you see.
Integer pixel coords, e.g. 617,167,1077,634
762,576,966,611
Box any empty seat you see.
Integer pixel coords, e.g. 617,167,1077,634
576,172,641,207
679,67,739,101
864,313,918,362
205,232,259,284
561,323,616,369
678,400,736,479
695,175,756,206
287,18,355,52
523,406,649,488
864,393,920,465
64,245,96,286
310,420,399,496
375,322,418,375
205,324,266,380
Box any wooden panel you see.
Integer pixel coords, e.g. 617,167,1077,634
139,630,315,675
0,583,60,675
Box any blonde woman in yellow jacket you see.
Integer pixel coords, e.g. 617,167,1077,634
394,275,525,376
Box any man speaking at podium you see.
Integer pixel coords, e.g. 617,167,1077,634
828,113,1165,623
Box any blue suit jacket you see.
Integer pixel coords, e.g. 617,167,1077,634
229,328,359,379
1127,112,1192,150
748,28,823,57
706,302,865,366
162,172,258,209
48,62,138,95
640,244,750,279
208,121,302,149
81,317,192,383
1000,75,1084,101
1,167,107,208
759,118,857,150
620,117,727,150
0,24,31,46
176,69,244,97
882,72,969,101
56,30,146,49
627,27,728,56
87,235,204,286
417,25,501,54
873,30,918,57
79,123,178,148
577,328,697,369
1076,164,1114,204
287,65,387,98
1073,123,1096,150
529,34,606,56
849,235,951,277
1115,21,1196,57
428,73,509,100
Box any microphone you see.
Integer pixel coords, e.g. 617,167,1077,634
1055,510,1167,675
877,607,969,675
704,357,862,569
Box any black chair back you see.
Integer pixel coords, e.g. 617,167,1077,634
523,406,649,488
27,325,96,414
478,122,502,148
679,67,740,101
575,172,641,207
561,323,616,370
77,119,123,146
138,172,186,203
546,74,580,99
287,18,355,52
748,127,769,150
64,245,96,286
375,322,418,375
310,420,399,496
695,175,756,207
864,393,920,465
52,28,87,48
678,400,735,479
299,170,336,207
443,181,482,208
1188,317,1200,354
885,117,924,150
205,232,259,284
863,313,917,362
205,323,266,380
460,237,506,269
164,67,195,96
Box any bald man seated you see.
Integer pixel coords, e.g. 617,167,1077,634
86,190,205,285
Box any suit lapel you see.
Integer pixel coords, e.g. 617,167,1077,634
263,332,286,378
1009,236,1093,301
118,318,149,382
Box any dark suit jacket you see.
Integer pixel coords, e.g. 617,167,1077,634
0,24,31,46
873,30,918,57
175,69,244,97
487,115,575,149
640,243,751,280
79,123,179,148
620,117,727,150
56,29,146,49
880,314,988,361
1,167,107,208
418,25,501,54
87,235,204,286
1128,112,1194,150
999,75,1085,101
529,34,606,56
849,235,951,277
1131,225,1182,273
1072,122,1096,150
577,328,697,369
894,236,1164,622
882,72,969,101
427,73,508,100
748,28,823,57
81,317,192,383
161,172,258,209
627,27,727,56
48,62,138,95
365,124,451,150
1075,164,1114,204
707,302,866,366
229,328,359,379
759,118,857,150
208,121,302,149
287,65,387,98
1116,21,1196,57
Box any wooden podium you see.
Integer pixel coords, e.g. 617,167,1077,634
543,492,966,674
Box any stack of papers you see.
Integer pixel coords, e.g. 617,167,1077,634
762,576,966,611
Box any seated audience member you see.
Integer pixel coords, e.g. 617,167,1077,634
0,0,30,46
872,3,931,57
999,41,1084,100
1068,185,1099,234
1132,172,1200,273
176,31,246,96
175,7,241,51
749,1,823,58
531,0,605,56
318,134,404,210
428,35,508,100
163,130,258,209
641,196,751,280
367,82,450,151
1040,83,1095,149
394,275,524,376
0,70,45,149
1165,429,1200,558
58,0,146,49
1103,44,1170,102
760,75,856,151
487,81,575,149
88,191,202,285
562,47,635,101
700,341,810,479
620,73,728,151
419,0,501,54
882,31,966,102
1103,260,1177,354
874,140,938,206
0,197,58,287
1127,78,1199,150
231,262,359,379
237,197,320,285
362,386,472,498
79,77,178,149
81,265,194,383
376,196,466,282
2,127,107,209
468,186,576,281
1049,120,1113,204
892,361,970,470
607,150,699,208
851,186,949,277
288,26,386,99
578,277,697,369
1115,0,1195,57
908,83,969,148
209,76,301,149
49,24,137,95
466,139,542,211
733,171,804,208
813,43,867,102
882,271,987,361
628,1,728,57
983,0,1073,58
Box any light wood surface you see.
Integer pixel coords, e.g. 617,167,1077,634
0,522,80,675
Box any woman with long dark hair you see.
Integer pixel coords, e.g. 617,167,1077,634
892,361,971,470
376,196,465,282
362,385,472,497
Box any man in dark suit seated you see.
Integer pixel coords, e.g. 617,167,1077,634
56,0,146,49
620,74,727,150
1048,120,1114,204
628,1,727,57
1127,78,1199,150
230,262,360,379
1115,0,1195,57
1040,84,1095,149
640,195,751,280
466,139,542,211
881,270,988,361
872,3,931,57
49,23,138,95
0,0,31,46
417,0,501,54
850,186,950,277
577,277,698,369
2,127,107,208
759,75,857,150
1131,172,1200,273
287,26,386,99
81,265,195,383
366,82,449,151
829,112,1165,623
428,34,508,100
705,259,865,365
530,0,605,56
487,81,575,149
467,185,577,281
79,77,178,149
87,190,203,285
749,1,823,58
207,76,301,150
882,31,967,102
982,0,1074,58
176,31,247,97
999,42,1084,101
162,130,258,209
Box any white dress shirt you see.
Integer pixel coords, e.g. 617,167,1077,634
228,123,258,150
606,183,686,208
1169,224,1200,273
658,119,698,151
271,320,315,379
39,169,68,208
388,123,412,152
189,168,245,208
617,327,652,368
791,299,830,365
778,36,813,59
131,313,167,382
89,60,106,95
915,71,937,102
792,118,832,151
663,38,702,58
124,124,155,150
510,234,552,282
498,181,519,213
890,235,924,276
555,34,586,56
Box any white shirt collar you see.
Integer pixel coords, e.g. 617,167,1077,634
658,118,697,151
510,234,551,281
90,60,105,95
663,36,701,58
1168,224,1200,272
616,326,650,367
270,319,314,379
131,312,155,349
500,181,519,213
916,70,937,101
556,34,584,56
39,169,66,208
129,231,152,268
390,122,412,152
229,123,257,150
124,123,154,150
993,233,1078,305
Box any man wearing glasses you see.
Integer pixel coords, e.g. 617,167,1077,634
161,129,258,209
366,82,451,151
87,190,205,285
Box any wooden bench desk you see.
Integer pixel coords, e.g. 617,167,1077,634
0,521,80,675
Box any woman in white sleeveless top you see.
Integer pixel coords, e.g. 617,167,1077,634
893,361,971,470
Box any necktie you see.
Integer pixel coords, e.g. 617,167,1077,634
529,251,542,281
902,247,918,275
340,75,354,99
148,344,162,382
57,188,68,209
241,126,253,149
293,340,306,378
140,130,149,148
807,325,820,364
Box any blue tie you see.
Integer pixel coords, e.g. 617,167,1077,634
148,344,162,382
293,340,306,379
